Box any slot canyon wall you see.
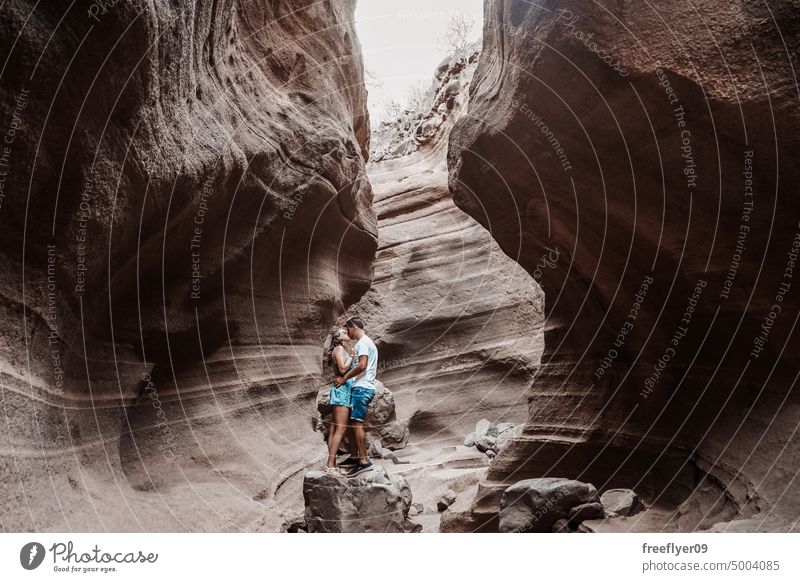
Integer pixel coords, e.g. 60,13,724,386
446,0,800,531
0,0,374,531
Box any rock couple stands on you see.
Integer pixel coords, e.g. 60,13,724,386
303,466,421,533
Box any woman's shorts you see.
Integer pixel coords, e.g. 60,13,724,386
329,380,353,407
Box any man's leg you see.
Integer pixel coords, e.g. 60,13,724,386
352,420,368,464
349,387,375,465
347,423,358,457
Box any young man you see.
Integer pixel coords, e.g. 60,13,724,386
333,316,378,476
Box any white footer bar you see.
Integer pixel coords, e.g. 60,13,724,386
2,533,798,581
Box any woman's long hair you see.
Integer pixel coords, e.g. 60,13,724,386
328,329,346,368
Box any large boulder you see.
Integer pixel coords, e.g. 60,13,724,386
568,502,606,525
499,478,600,533
303,465,421,533
315,380,409,452
495,424,523,453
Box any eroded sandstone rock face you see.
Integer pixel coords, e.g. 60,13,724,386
447,0,800,531
0,0,374,531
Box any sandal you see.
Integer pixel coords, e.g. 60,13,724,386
323,466,343,476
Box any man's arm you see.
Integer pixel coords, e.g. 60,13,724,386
335,355,367,385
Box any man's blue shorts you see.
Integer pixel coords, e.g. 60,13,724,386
350,386,375,422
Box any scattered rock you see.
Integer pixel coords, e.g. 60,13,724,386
437,489,457,512
464,419,522,456
419,115,444,138
552,518,571,533
378,447,409,465
368,440,384,458
474,419,492,437
499,478,600,533
495,424,523,453
569,502,606,525
408,502,424,517
443,79,461,96
435,61,450,80
280,512,307,533
474,433,497,453
303,465,421,533
601,488,645,517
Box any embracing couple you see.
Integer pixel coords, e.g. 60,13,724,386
324,316,378,477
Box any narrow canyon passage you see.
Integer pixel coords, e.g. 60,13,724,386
277,53,547,530
345,145,544,447
327,143,545,531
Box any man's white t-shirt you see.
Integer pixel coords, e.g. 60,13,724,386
353,334,378,390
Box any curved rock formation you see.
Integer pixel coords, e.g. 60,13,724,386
447,0,800,531
0,0,374,531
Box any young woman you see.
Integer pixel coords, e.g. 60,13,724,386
324,328,355,474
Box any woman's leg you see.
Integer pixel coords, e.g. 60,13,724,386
326,405,350,468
